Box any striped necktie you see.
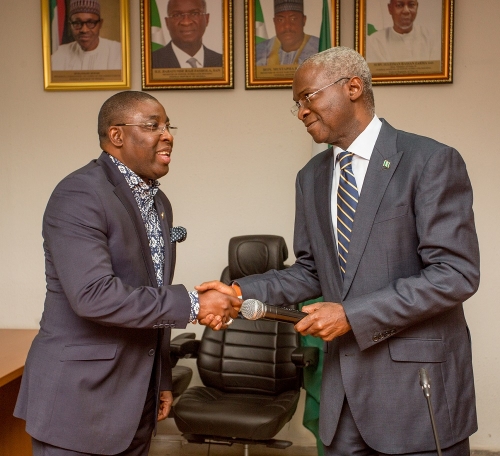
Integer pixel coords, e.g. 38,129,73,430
337,151,359,278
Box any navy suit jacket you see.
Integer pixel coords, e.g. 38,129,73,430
237,120,480,453
152,41,222,68
14,152,191,454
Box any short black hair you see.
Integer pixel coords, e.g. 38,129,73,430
97,91,159,141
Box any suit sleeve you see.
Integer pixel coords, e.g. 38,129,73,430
238,174,322,304
43,173,191,329
347,146,480,351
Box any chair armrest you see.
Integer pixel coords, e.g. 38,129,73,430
291,346,319,368
170,332,200,361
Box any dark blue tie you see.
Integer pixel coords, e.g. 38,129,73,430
337,152,359,278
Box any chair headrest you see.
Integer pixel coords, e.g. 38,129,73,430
227,235,288,281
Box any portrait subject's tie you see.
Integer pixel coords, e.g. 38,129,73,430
186,57,198,68
337,151,359,278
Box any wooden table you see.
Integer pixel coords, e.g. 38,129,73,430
0,329,38,456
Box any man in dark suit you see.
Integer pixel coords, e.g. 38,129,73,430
198,47,480,455
152,0,222,69
14,91,239,456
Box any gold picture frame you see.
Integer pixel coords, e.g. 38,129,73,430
141,0,233,90
355,0,454,85
41,0,130,91
245,0,340,89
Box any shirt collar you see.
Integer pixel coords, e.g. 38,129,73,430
171,42,204,68
107,154,160,192
332,115,382,161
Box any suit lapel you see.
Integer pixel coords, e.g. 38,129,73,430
313,152,344,289
341,120,403,297
97,153,158,287
154,195,174,285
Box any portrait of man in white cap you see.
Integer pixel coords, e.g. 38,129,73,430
256,0,319,67
51,0,122,71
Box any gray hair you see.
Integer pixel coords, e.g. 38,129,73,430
97,91,159,141
299,46,375,115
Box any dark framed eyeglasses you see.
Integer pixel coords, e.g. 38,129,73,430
291,77,351,117
69,19,102,30
168,11,207,21
114,123,178,136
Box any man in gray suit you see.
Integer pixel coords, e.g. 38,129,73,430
14,91,239,456
152,0,222,69
198,47,479,455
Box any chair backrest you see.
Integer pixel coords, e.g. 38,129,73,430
197,234,299,395
220,234,288,284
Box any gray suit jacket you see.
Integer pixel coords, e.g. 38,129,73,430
152,41,223,68
14,152,191,454
237,120,480,453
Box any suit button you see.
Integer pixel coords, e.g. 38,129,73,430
153,324,158,329
148,349,155,356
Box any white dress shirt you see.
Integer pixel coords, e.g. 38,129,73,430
171,42,205,68
331,115,382,242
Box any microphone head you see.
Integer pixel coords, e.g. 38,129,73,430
419,368,430,389
240,299,266,320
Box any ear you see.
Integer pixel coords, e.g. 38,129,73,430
347,76,364,102
108,126,123,147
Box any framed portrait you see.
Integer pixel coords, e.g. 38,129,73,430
355,0,454,85
141,0,233,90
245,0,340,89
41,0,130,91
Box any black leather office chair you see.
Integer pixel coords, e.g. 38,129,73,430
172,235,318,455
170,333,198,402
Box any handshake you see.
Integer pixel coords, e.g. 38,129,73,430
194,280,242,331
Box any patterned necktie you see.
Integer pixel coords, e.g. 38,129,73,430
187,57,198,68
337,151,359,278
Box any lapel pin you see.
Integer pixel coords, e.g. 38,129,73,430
161,212,165,220
382,160,391,169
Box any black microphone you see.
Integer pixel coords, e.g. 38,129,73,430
419,368,443,456
240,299,307,324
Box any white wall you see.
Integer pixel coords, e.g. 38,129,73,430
1,0,499,450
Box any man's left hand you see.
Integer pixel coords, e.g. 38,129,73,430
157,390,173,421
295,302,351,341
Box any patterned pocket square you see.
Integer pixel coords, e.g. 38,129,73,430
170,226,187,243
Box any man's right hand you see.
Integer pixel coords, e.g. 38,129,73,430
197,289,241,330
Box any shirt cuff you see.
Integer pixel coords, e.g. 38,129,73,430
188,290,200,323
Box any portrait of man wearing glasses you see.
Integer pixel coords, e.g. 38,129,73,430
51,0,122,71
152,0,223,69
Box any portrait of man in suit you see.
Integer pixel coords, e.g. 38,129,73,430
199,46,480,455
152,0,222,69
13,91,239,456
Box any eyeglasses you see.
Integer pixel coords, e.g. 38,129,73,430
114,123,178,136
290,77,351,117
168,11,207,21
69,19,101,30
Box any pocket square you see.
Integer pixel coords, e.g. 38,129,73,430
170,226,187,243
